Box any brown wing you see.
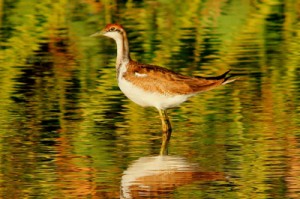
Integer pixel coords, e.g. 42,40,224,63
123,61,230,95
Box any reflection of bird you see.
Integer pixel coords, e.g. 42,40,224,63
91,24,235,146
120,156,224,199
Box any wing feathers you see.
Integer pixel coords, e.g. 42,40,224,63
123,61,232,95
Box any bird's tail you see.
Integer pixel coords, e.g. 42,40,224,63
220,70,236,85
195,70,236,85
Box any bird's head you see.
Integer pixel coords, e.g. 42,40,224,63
90,24,125,39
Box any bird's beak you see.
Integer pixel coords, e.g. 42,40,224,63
90,30,105,37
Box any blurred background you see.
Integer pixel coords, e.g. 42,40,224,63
0,0,300,198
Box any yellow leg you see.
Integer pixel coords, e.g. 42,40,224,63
158,109,172,155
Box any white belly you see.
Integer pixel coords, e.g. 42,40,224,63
118,77,191,110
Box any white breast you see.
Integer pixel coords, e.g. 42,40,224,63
117,63,191,110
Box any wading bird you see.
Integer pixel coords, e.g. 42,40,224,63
91,24,235,155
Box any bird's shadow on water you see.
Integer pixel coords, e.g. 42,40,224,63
120,155,226,199
120,136,226,199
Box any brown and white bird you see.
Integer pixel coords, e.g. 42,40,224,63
91,24,234,153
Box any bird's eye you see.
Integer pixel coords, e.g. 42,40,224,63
110,27,116,31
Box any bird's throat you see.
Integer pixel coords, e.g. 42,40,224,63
114,32,131,71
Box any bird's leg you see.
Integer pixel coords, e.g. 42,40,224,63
158,109,172,155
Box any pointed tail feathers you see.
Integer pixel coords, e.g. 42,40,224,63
195,70,236,85
221,70,236,85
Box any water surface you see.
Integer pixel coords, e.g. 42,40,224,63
1,0,300,198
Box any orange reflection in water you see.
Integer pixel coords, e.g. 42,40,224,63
286,136,300,199
54,135,97,198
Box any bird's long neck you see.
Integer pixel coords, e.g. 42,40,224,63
114,32,131,71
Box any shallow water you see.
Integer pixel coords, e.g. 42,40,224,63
1,0,300,198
